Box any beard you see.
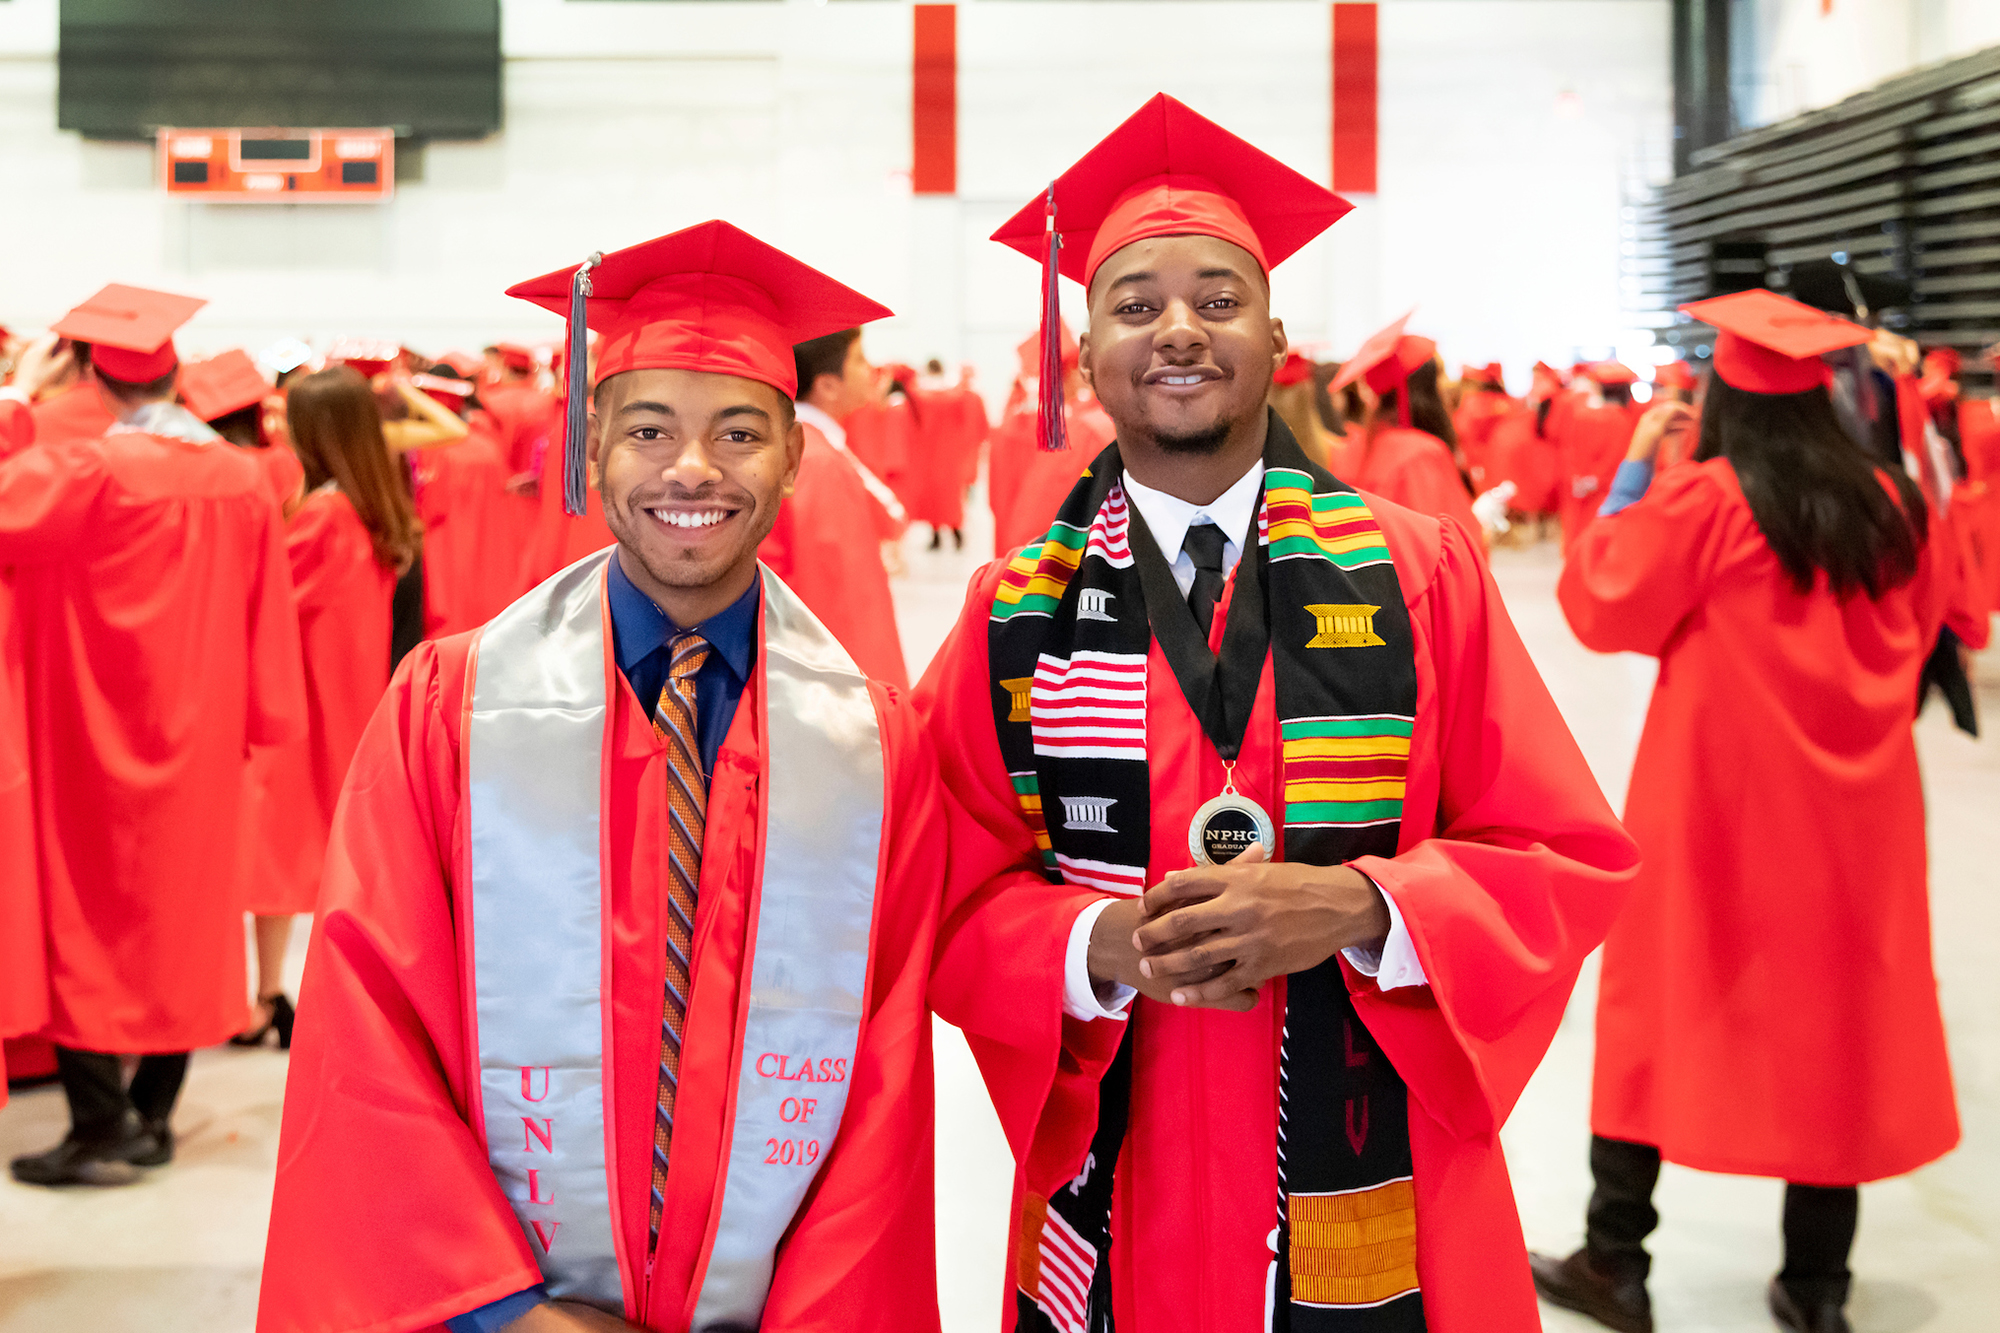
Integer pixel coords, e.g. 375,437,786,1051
1148,419,1235,455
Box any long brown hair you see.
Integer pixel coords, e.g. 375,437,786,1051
286,366,422,574
1694,375,1927,598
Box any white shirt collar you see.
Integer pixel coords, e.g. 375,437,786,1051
1121,459,1265,572
793,400,845,449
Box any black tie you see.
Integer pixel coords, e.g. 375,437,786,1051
1183,521,1228,639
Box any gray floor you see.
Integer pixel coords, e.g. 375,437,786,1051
3,504,1994,1332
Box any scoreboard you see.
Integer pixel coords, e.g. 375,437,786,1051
159,128,395,204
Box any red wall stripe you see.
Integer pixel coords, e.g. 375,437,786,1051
912,4,957,195
1331,3,1379,195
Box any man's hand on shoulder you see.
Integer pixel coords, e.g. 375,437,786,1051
1130,846,1391,1009
502,1300,647,1332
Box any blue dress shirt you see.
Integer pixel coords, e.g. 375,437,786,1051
1598,458,1655,518
444,555,759,1333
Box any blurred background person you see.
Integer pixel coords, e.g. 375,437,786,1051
1328,315,1482,538
235,366,417,1049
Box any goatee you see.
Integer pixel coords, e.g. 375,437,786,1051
1150,421,1233,455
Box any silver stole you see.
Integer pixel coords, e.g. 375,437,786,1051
467,551,885,1328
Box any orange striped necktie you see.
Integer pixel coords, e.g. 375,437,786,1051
648,631,711,1253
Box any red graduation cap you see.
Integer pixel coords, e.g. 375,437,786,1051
507,219,893,515
492,343,538,374
53,284,207,384
1326,311,1435,427
177,349,270,422
1460,362,1504,388
327,338,402,377
1654,360,1697,391
1273,350,1316,387
992,93,1352,451
1679,289,1871,395
1583,361,1638,386
410,373,475,413
434,350,485,379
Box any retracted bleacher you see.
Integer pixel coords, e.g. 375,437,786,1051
1660,45,2000,392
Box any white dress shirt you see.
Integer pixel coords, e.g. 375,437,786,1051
1059,458,1428,1020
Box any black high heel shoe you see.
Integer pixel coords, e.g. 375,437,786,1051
230,993,296,1050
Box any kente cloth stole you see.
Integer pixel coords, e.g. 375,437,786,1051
987,415,1427,1333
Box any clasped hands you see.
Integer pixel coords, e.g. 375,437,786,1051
1085,845,1391,1014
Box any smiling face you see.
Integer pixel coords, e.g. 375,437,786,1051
1080,233,1286,459
591,366,804,622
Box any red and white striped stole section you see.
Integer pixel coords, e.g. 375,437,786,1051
1030,650,1147,762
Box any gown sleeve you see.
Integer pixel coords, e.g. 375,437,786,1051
257,642,545,1333
1555,462,1729,658
0,441,105,562
1349,516,1640,1140
756,687,945,1332
916,564,1128,1173
0,398,34,457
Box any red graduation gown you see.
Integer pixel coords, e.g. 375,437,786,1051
28,381,114,446
1957,398,2000,615
920,503,1639,1333
761,424,909,688
260,607,957,1333
843,397,917,511
0,573,45,1054
1450,391,1514,489
518,414,617,593
243,490,396,915
243,442,306,511
1483,404,1559,516
411,427,523,637
1559,458,1959,1183
0,428,306,1051
994,400,1118,557
903,384,990,530
1554,402,1642,549
1354,427,1482,543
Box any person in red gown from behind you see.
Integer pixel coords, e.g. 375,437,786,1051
1538,290,1962,1333
1327,314,1483,542
235,366,414,1050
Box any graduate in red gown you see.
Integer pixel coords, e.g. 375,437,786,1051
1539,291,1959,1333
179,349,306,509
1449,361,1512,488
1,285,306,1187
1328,314,1484,541
260,221,1035,1333
1552,362,1644,550
926,94,1638,1333
399,371,523,636
763,327,911,688
236,366,416,1049
904,359,991,548
1483,360,1566,526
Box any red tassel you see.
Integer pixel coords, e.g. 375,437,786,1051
1038,183,1070,453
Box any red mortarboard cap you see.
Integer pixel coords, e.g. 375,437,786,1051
493,343,538,374
327,338,402,377
53,284,206,383
1679,289,1871,395
435,350,485,379
992,94,1350,453
507,220,891,400
178,349,270,422
1327,312,1434,426
410,373,475,412
1922,347,1961,378
1018,322,1078,377
1584,361,1638,386
507,219,892,515
1460,362,1504,387
993,93,1351,290
1273,350,1316,387
1653,361,1697,391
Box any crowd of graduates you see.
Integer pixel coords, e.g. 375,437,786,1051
0,235,1993,1333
